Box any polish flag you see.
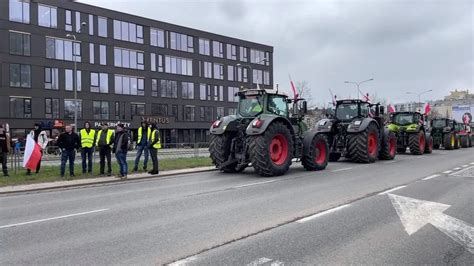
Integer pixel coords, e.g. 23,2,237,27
22,134,42,171
289,75,299,101
388,104,396,113
423,103,431,115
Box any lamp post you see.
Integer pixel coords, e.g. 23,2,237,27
406,89,432,111
237,58,267,89
344,78,374,99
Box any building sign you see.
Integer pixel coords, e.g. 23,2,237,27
452,105,474,124
141,116,171,124
93,121,132,128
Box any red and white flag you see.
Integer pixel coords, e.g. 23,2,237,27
388,104,396,113
22,134,42,171
289,75,299,101
423,102,431,115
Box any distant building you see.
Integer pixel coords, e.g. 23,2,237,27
444,90,473,101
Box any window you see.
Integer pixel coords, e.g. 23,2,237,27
268,96,288,116
9,31,30,56
226,44,237,60
45,98,59,119
115,102,121,120
172,105,178,120
75,11,81,33
212,41,223,58
46,37,81,62
200,84,212,101
160,80,178,98
164,56,192,76
216,107,224,118
114,20,143,43
240,46,248,62
250,49,267,65
183,106,195,122
168,31,193,52
237,66,248,83
151,104,168,116
199,38,210,55
93,101,109,120
200,61,212,78
151,53,156,72
65,10,72,31
64,100,82,119
9,0,30,24
65,69,81,91
213,63,224,80
98,17,107,37
264,71,270,85
253,69,263,84
100,45,107,65
200,107,213,121
88,14,94,35
228,87,239,102
182,82,194,99
227,65,234,81
10,64,31,88
114,47,144,70
90,72,108,93
38,4,57,28
228,108,237,115
89,43,95,64
150,28,165,47
44,67,58,90
131,103,145,118
214,85,224,101
151,79,158,97
114,75,145,96
10,97,31,118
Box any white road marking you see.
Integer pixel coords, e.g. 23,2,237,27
247,257,272,266
422,174,440,181
270,261,284,266
169,256,198,266
0,209,109,229
233,180,276,189
470,162,474,165
296,204,350,224
443,170,453,174
453,167,461,170
388,194,474,254
462,165,469,168
378,185,407,195
331,167,352,172
384,160,398,164
449,165,474,176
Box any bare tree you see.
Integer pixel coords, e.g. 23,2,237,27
295,81,313,106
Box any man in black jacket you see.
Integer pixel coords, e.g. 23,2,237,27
113,123,129,179
57,125,80,178
0,124,10,177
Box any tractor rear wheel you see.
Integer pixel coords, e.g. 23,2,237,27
380,131,397,160
443,133,455,150
209,133,239,173
424,135,433,154
329,152,341,162
461,136,469,148
409,131,425,155
302,134,329,171
250,122,294,177
347,123,379,163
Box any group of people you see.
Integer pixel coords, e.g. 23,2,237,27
0,121,162,179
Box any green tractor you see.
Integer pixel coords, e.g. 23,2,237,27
430,118,461,150
209,88,329,177
387,111,433,155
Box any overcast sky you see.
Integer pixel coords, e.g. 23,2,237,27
79,0,473,106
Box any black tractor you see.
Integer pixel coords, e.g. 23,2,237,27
209,88,329,177
431,118,461,150
315,99,397,163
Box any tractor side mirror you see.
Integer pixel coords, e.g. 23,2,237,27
302,101,308,114
379,106,385,115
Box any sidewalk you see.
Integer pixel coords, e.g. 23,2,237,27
0,166,216,194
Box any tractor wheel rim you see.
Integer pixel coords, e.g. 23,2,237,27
451,135,455,146
270,134,288,166
419,133,425,152
368,132,377,156
315,140,326,165
389,137,396,157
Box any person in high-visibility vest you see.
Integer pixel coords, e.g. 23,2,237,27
148,122,161,175
96,123,114,176
80,121,96,174
133,121,151,172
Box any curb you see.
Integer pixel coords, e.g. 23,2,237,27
0,167,217,195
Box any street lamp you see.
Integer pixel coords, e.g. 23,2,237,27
344,78,374,99
406,89,433,111
236,58,267,89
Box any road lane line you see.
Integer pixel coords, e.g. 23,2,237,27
470,162,474,165
0,209,109,229
443,170,453,174
453,167,461,170
169,256,197,266
462,165,469,167
422,174,440,181
247,257,272,266
233,180,276,189
384,160,398,164
331,167,352,172
296,204,350,224
378,185,407,195
449,165,474,176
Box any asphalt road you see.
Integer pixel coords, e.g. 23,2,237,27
1,148,473,265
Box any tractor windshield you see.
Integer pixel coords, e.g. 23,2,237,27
432,119,447,128
392,113,415,126
238,95,263,117
336,103,359,120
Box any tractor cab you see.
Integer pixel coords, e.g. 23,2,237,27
390,112,424,126
236,88,296,119
335,99,384,121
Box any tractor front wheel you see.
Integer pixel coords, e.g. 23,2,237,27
347,123,379,163
443,133,455,150
302,134,329,171
380,131,397,160
409,131,425,155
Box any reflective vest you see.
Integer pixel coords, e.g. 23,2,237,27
80,129,96,148
252,104,262,112
95,129,113,146
149,129,162,149
137,127,151,145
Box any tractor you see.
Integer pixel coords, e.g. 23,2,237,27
315,99,397,163
208,88,329,177
387,111,433,155
456,122,472,148
431,118,461,150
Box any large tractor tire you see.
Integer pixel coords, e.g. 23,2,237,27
347,123,379,163
461,136,469,148
302,134,329,171
443,133,455,150
250,122,294,177
409,131,426,155
329,152,341,162
209,133,239,173
424,135,434,154
380,131,397,160
454,135,461,149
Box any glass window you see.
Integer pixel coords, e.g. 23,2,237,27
121,21,129,41
182,82,194,99
151,79,158,97
98,17,107,37
93,101,109,120
114,75,143,95
184,106,195,122
267,96,288,116
45,98,59,119
151,53,156,71
75,11,81,32
129,23,136,43
100,45,106,65
9,31,30,56
89,43,95,64
55,39,64,60
226,44,237,60
217,107,224,118
90,72,99,92
264,71,270,85
131,104,145,118
113,20,121,39
130,50,137,69
64,40,72,61
213,41,223,58
214,63,224,80
122,49,129,68
199,38,210,56
228,87,239,102
137,52,144,70
65,10,72,31
65,69,73,91
168,31,193,52
10,97,32,118
100,73,108,93
239,46,248,62
151,104,168,116
38,4,57,28
44,67,58,90
227,65,234,81
64,100,82,119
46,37,55,58
10,64,31,88
88,14,94,35
160,80,178,98
150,28,165,47
9,0,30,24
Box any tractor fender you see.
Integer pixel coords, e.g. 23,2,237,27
314,118,335,133
209,115,238,135
302,130,325,157
246,114,294,136
346,118,379,133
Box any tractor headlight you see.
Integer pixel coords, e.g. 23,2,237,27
353,120,362,126
212,120,222,128
252,119,264,128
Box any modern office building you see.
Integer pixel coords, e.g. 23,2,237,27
0,0,273,145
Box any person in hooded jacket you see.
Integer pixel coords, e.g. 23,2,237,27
113,123,129,179
26,123,48,175
0,124,10,177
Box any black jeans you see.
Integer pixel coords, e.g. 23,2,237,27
149,147,159,172
81,147,94,173
1,152,7,175
27,150,42,174
60,149,76,176
99,146,112,174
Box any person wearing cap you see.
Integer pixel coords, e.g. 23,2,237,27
0,124,11,177
57,124,80,178
26,122,48,175
113,123,129,179
95,123,114,176
133,121,150,172
80,121,96,174
148,122,161,175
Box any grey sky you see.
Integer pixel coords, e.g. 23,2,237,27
79,0,473,106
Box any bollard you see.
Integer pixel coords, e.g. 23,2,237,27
194,143,199,158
